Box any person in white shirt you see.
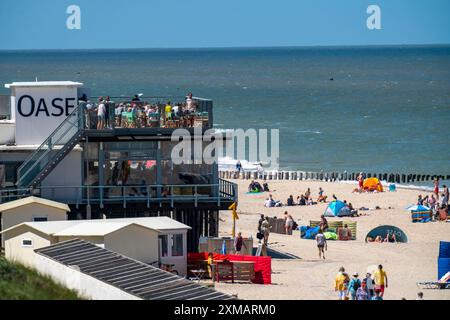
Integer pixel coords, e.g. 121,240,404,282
185,92,195,113
97,98,106,130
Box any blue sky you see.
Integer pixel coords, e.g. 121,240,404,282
0,0,449,49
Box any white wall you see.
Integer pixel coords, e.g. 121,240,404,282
0,120,15,144
1,204,68,247
10,85,81,145
41,149,83,202
34,253,141,300
4,226,54,267
104,225,159,264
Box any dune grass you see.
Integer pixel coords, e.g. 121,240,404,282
0,256,82,300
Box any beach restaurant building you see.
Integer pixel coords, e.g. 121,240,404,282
0,81,237,252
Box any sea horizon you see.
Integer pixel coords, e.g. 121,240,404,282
1,45,449,185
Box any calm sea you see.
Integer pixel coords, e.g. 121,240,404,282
0,46,449,185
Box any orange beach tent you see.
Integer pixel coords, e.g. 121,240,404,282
363,177,383,192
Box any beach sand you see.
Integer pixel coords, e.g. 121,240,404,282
213,179,450,300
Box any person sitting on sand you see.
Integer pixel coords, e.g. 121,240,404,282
339,224,352,241
317,187,328,203
287,195,295,206
263,181,270,192
265,194,282,207
307,197,314,205
298,195,306,206
319,215,329,232
348,203,358,216
383,233,397,243
248,180,262,192
305,188,311,199
374,235,383,243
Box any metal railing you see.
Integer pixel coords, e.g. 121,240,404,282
0,178,237,207
82,97,212,130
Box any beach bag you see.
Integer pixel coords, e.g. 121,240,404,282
256,232,264,240
292,221,298,230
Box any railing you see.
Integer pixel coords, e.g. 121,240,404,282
16,105,83,187
82,96,212,131
0,180,237,207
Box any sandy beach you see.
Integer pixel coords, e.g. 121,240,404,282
214,179,450,300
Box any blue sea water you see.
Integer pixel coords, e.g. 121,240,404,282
0,46,449,182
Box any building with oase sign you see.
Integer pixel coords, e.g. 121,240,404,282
0,81,237,252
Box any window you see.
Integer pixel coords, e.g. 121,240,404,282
22,239,33,247
159,235,168,257
33,216,48,222
171,234,183,257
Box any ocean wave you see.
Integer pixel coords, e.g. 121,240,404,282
296,130,322,134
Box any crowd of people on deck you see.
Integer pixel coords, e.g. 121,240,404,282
334,265,388,300
79,93,201,130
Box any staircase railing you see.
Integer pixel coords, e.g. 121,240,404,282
16,104,83,188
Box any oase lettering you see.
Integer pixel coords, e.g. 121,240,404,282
17,95,76,117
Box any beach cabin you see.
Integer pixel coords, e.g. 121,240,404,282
0,196,70,247
0,217,191,275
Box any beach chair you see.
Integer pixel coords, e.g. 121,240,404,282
417,272,450,290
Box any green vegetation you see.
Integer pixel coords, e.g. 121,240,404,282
0,256,82,300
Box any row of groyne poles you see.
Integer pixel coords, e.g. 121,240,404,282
219,170,450,184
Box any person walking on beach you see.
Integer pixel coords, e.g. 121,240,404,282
236,160,243,174
371,289,383,300
373,264,388,298
315,229,327,259
356,281,369,300
357,172,364,191
335,267,349,300
347,272,362,300
434,178,440,200
285,213,294,235
234,232,247,255
261,216,271,246
364,272,375,299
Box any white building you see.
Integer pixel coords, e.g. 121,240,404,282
1,216,190,275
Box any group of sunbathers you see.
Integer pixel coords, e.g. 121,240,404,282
248,180,270,193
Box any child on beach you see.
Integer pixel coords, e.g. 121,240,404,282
315,230,327,259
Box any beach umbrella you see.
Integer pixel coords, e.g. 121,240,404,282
405,204,430,212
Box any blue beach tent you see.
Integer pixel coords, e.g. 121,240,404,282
406,204,430,212
324,200,351,217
